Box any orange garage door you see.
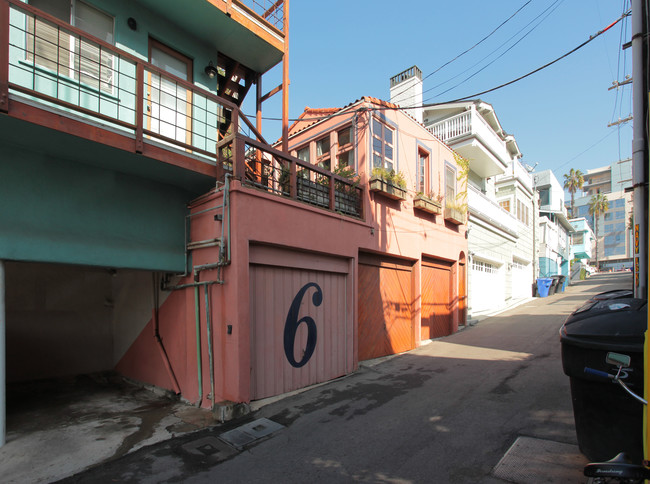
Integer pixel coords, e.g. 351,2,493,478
358,254,414,361
421,259,453,340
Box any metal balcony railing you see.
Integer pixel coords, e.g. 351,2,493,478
237,0,285,31
1,0,361,219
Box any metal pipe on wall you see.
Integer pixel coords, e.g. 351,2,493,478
204,285,215,409
152,273,181,395
193,284,203,406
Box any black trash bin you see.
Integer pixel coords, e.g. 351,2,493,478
549,276,560,294
560,297,647,462
557,275,566,293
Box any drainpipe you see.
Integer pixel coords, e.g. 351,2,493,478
204,285,215,409
152,274,180,395
632,0,647,299
0,260,5,448
193,284,203,406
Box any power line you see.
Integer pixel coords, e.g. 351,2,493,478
390,0,533,104
421,10,630,108
426,0,565,102
255,10,629,124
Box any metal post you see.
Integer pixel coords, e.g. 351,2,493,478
0,260,5,447
281,0,289,153
632,0,647,299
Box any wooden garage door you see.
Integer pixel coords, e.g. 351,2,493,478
250,252,350,400
358,254,414,361
421,259,453,340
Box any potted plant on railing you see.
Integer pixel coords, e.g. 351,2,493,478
444,199,467,225
369,167,407,201
413,191,443,215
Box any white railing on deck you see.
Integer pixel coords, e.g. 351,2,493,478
428,111,471,142
427,108,510,165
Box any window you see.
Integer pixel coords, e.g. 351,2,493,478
372,118,394,171
445,165,456,203
296,146,310,163
337,126,354,168
615,210,625,220
515,199,529,225
604,212,613,221
605,246,626,256
499,200,511,212
604,224,614,232
316,136,331,170
472,260,496,274
572,233,584,245
417,149,429,194
615,222,626,231
28,0,115,94
615,199,625,208
539,188,550,206
147,39,193,145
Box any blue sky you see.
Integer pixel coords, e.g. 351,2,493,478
249,0,633,182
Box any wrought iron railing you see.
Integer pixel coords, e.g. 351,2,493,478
218,134,363,218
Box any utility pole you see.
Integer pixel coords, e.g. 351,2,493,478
631,0,647,299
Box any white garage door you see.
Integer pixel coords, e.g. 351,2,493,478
470,259,504,314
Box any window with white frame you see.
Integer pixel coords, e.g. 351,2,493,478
417,149,429,194
28,0,115,94
472,260,496,274
372,117,394,171
512,261,525,271
445,165,456,203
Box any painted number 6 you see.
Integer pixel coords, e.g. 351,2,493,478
284,282,322,368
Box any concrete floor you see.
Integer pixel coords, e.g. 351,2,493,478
1,373,220,483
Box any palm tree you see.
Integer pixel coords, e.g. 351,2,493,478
589,192,609,269
563,168,584,218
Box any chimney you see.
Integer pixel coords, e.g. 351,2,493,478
389,66,423,123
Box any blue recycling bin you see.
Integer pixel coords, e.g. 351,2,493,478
536,277,552,297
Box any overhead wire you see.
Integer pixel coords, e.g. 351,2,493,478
389,0,533,105
426,0,565,101
254,10,629,125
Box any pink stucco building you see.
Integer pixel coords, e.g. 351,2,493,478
118,96,468,410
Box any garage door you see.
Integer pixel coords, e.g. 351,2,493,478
249,248,350,400
421,259,453,340
358,254,414,361
470,258,504,314
511,261,531,300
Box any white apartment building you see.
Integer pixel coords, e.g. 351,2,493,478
389,66,538,318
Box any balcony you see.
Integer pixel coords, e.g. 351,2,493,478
426,107,509,178
135,0,285,73
0,0,362,219
468,185,519,238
